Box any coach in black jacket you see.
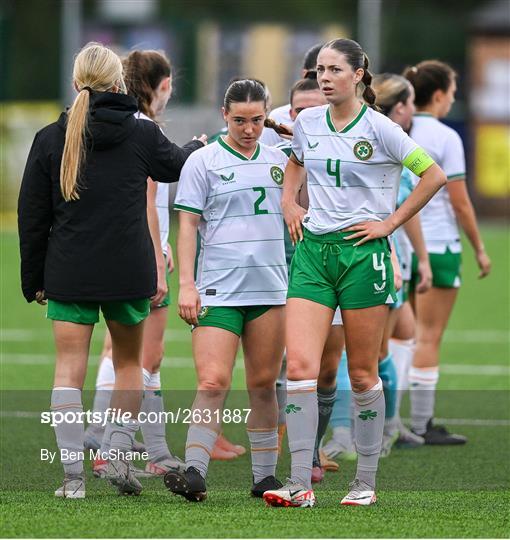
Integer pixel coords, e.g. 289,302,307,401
18,90,203,304
18,42,208,498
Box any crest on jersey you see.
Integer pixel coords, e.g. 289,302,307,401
353,140,373,161
270,166,284,185
198,307,209,319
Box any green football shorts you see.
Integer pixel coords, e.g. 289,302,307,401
47,299,151,325
410,249,462,289
193,305,274,336
287,228,397,310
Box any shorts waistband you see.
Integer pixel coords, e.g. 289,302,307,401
303,227,355,244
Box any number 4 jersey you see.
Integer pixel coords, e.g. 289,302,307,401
174,137,288,306
292,103,435,234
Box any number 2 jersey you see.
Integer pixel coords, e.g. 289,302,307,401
291,103,435,234
174,137,288,306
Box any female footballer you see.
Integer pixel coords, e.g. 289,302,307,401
164,79,288,502
263,39,446,508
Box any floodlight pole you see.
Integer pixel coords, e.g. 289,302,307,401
358,0,382,74
61,0,82,107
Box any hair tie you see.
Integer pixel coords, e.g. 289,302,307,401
81,86,93,94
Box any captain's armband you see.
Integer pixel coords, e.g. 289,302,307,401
402,147,435,176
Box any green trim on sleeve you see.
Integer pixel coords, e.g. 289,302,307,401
447,172,465,180
402,147,435,176
291,150,304,166
174,204,203,216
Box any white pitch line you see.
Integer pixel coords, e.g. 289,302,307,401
1,328,509,344
0,354,247,369
0,328,192,342
440,364,510,375
1,410,508,426
1,354,508,376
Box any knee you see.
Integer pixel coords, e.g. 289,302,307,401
348,367,377,393
318,367,337,388
247,369,277,391
142,344,164,372
197,378,230,397
417,329,443,348
286,350,319,380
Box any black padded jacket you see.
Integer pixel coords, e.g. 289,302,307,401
18,91,203,303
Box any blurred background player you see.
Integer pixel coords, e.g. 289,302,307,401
164,80,288,502
404,60,491,444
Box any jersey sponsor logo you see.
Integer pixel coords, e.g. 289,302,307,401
220,172,235,184
358,409,378,421
270,166,284,185
198,307,209,319
353,140,373,161
307,141,319,149
205,289,216,296
374,281,386,292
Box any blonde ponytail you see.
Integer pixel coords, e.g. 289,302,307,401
60,89,89,201
60,42,125,202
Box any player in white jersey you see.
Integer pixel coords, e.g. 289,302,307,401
371,73,433,455
164,80,288,502
403,61,491,444
263,38,447,508
84,50,196,478
260,43,323,146
267,78,343,481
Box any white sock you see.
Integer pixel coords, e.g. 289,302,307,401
409,366,439,435
286,379,318,489
51,387,84,475
247,427,278,483
140,371,171,462
352,379,385,489
185,425,218,478
389,339,414,391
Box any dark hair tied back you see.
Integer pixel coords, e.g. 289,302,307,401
361,53,376,106
403,60,456,107
123,50,171,121
223,78,267,111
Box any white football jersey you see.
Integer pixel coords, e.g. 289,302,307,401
175,138,288,306
292,104,434,234
410,114,465,253
135,111,169,254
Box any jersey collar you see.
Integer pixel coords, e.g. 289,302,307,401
326,103,367,134
218,136,260,161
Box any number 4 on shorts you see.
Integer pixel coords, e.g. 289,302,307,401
327,159,341,187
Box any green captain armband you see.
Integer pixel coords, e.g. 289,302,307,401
402,147,435,176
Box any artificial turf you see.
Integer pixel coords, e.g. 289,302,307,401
1,223,509,538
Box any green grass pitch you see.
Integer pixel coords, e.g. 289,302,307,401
1,222,509,538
